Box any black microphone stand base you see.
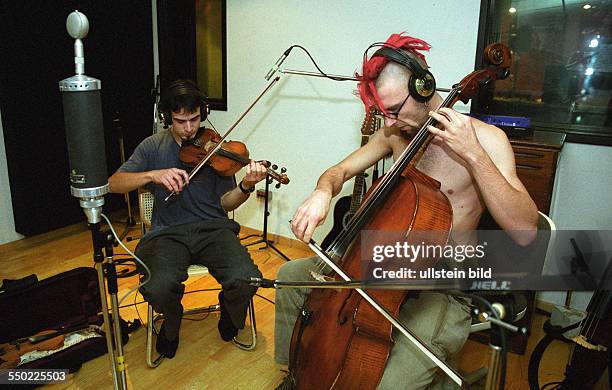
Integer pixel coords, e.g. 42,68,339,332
244,237,291,262
240,176,291,262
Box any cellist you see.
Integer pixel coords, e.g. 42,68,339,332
274,33,539,389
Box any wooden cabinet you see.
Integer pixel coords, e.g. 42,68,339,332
510,131,565,214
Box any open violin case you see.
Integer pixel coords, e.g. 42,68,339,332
0,267,129,379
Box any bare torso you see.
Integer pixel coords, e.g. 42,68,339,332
387,125,485,242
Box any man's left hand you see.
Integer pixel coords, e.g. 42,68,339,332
242,160,267,188
427,108,486,164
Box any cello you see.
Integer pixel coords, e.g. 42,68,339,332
286,43,512,389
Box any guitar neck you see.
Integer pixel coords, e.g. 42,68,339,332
348,134,372,214
349,174,366,214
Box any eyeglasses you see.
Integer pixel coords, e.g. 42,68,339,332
381,93,410,120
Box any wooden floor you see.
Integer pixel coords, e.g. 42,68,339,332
0,213,584,390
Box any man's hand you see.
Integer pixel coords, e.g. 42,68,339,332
150,168,189,193
242,160,267,188
291,190,332,242
427,108,486,164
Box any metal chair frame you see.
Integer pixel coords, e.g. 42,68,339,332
138,188,257,368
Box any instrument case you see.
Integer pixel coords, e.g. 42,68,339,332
0,267,127,375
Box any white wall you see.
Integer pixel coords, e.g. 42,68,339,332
213,0,482,243
0,108,24,245
539,142,612,310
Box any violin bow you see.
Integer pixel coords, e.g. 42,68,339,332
164,75,282,202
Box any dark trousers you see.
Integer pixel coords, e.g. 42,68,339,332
136,218,261,340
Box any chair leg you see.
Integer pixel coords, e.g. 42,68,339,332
233,299,257,351
146,303,164,368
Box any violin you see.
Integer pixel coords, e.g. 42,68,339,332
0,330,65,369
179,127,289,187
287,43,512,389
0,325,102,369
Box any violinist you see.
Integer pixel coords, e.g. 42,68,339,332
274,33,539,389
108,79,266,359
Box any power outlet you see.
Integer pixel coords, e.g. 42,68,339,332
256,189,272,201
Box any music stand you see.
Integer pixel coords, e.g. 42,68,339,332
241,174,291,261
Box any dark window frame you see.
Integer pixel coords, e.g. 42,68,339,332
472,0,612,146
157,0,227,111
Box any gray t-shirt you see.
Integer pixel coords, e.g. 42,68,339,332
119,130,235,233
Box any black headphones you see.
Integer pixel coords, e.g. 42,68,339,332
159,79,210,127
367,43,436,103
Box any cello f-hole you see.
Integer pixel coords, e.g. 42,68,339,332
337,291,354,325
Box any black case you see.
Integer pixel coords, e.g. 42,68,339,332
0,267,111,372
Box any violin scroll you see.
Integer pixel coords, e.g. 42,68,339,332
268,164,289,188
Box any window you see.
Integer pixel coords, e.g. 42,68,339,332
157,0,227,110
473,0,612,144
195,0,226,110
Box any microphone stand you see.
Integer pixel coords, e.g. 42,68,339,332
59,11,127,389
152,74,161,134
279,68,452,93
471,307,527,390
241,174,291,261
91,221,128,390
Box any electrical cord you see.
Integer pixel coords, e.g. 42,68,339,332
528,320,581,390
255,293,275,305
285,45,357,82
101,213,151,308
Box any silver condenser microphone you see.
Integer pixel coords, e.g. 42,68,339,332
59,10,108,224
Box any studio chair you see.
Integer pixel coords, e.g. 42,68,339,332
462,211,556,387
137,188,257,368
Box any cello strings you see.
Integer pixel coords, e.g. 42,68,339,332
582,290,604,342
326,89,459,258
580,259,612,341
578,295,596,340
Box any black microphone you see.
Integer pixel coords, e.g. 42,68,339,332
265,47,292,81
59,10,108,224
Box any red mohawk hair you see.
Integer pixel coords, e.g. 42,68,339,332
356,33,431,115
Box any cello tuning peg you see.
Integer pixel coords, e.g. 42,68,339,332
275,183,281,189
272,164,278,170
280,167,287,173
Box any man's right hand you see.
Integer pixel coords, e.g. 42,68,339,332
150,168,189,193
291,190,332,242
